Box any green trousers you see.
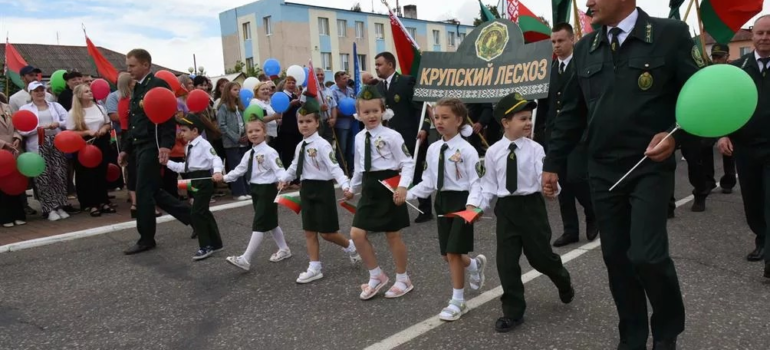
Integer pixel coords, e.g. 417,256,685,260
189,170,222,249
494,193,571,319
589,159,684,348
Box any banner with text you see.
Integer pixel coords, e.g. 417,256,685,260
414,19,552,102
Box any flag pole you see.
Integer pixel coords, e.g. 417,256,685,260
4,33,10,97
683,0,696,22
572,0,583,39
693,0,709,62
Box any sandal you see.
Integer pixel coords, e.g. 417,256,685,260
101,204,116,214
89,208,102,217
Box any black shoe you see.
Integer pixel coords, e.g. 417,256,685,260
691,197,706,212
62,205,81,214
414,213,433,223
667,209,675,219
24,206,37,216
586,222,599,241
764,263,770,279
552,234,578,247
722,187,733,194
190,231,198,239
124,243,155,255
559,285,575,304
494,317,523,333
747,247,765,262
652,338,677,350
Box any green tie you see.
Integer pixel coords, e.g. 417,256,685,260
364,132,372,171
506,143,518,193
760,57,770,78
609,27,622,64
437,143,449,190
296,141,308,178
184,144,193,173
246,149,255,180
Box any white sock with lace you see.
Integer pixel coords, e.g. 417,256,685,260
241,231,264,263
466,257,478,272
344,239,357,253
271,226,289,250
309,261,322,271
452,288,464,302
393,272,410,290
368,267,383,288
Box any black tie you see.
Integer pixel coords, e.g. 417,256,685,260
437,143,449,190
296,141,308,178
506,143,518,193
364,132,372,171
184,144,193,173
609,27,623,64
760,57,770,77
559,61,566,75
246,149,255,181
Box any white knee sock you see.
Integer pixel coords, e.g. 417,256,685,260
271,226,289,250
241,231,265,263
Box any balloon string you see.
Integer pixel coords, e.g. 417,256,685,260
155,124,160,150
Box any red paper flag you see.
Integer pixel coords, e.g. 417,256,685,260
177,179,197,192
4,38,28,89
340,201,357,214
381,175,402,190
445,208,484,224
276,195,301,214
305,60,319,98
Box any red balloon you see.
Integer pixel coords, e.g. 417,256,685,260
155,70,181,92
12,110,38,132
91,79,111,100
144,87,177,124
106,163,121,182
78,145,103,168
0,169,29,196
187,89,210,112
0,150,16,177
54,131,87,153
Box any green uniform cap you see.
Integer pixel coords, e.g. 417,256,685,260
357,85,383,100
177,113,205,132
298,97,320,116
711,43,729,56
493,92,538,123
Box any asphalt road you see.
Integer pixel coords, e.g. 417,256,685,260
1,150,769,350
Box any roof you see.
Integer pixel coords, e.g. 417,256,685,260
704,28,753,45
209,72,246,85
0,43,183,77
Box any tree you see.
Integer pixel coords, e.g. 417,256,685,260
539,16,551,28
351,2,362,12
473,5,501,26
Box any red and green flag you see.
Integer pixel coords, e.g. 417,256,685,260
276,195,301,214
4,38,28,89
340,201,356,214
110,129,117,143
85,35,119,85
177,180,198,193
701,0,763,44
386,6,420,76
381,175,402,190
444,208,484,224
508,0,551,44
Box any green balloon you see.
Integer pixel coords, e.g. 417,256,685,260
17,152,45,177
244,104,265,123
50,69,67,95
676,64,757,137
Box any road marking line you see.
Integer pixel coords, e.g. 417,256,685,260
364,196,691,350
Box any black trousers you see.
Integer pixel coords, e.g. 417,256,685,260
590,159,684,347
189,171,222,249
134,143,191,246
162,157,184,199
680,141,716,197
733,145,770,259
557,179,595,237
0,192,25,224
75,136,110,209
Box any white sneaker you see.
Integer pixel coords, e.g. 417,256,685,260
235,195,250,201
269,248,292,262
56,209,70,219
245,195,252,199
225,256,251,271
14,220,26,226
2,223,13,228
48,211,61,221
469,255,487,291
296,267,323,284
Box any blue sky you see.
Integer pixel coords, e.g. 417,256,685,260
1,0,767,75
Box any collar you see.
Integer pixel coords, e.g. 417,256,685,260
303,132,320,143
251,140,267,151
365,124,385,137
138,72,151,84
503,134,526,149
558,54,573,68
756,51,770,61
608,8,638,37
386,72,396,86
284,90,294,96
189,135,202,147
592,8,652,52
441,133,463,149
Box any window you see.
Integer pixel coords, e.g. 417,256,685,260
740,46,751,56
242,22,251,40
355,21,365,39
340,54,350,72
458,33,466,45
318,17,329,36
246,58,254,69
263,16,272,35
375,23,384,39
337,20,347,37
407,27,416,40
357,54,367,71
433,30,440,45
448,31,455,46
321,53,332,70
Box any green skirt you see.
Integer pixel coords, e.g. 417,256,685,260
300,180,339,233
435,191,474,255
250,183,279,232
352,170,410,232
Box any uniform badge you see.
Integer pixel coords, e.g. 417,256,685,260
362,90,373,99
275,157,284,168
256,154,265,164
329,151,338,164
210,148,217,156
401,144,411,157
692,46,706,68
638,72,653,91
139,99,144,109
394,94,401,103
424,161,428,171
307,148,320,169
449,150,463,180
475,161,486,178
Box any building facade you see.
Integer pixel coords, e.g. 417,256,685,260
219,0,474,82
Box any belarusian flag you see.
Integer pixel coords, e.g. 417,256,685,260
479,0,497,22
276,195,301,214
701,0,763,44
508,0,551,43
110,129,117,143
177,180,198,193
85,35,119,85
552,0,571,25
578,9,595,35
340,201,357,214
445,208,484,224
386,7,420,76
381,175,402,190
4,38,28,89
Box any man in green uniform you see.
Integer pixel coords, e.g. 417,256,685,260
118,49,191,255
542,1,702,349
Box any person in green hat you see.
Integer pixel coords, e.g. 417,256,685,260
708,43,737,194
478,92,574,333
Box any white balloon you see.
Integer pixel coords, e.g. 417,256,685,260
286,65,306,86
242,77,259,91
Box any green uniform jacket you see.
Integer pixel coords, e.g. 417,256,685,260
377,72,430,153
122,72,175,155
544,8,703,174
729,52,770,154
